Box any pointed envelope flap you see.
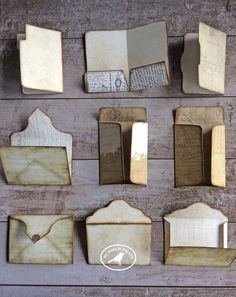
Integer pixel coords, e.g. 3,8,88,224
99,107,147,123
130,122,148,185
10,214,74,243
19,24,63,93
99,122,124,184
86,200,151,224
211,125,226,187
198,22,226,94
0,146,71,185
165,247,236,267
165,203,228,249
11,108,72,177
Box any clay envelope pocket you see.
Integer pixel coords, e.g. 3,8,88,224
0,108,72,185
164,202,236,267
9,215,74,264
175,106,225,187
86,200,152,265
99,107,148,185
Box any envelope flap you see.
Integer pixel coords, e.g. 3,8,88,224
11,215,73,242
164,202,228,222
211,125,226,187
130,122,148,185
165,247,236,267
175,107,224,127
11,108,72,176
164,203,228,249
86,200,151,224
0,146,71,185
99,107,147,123
198,22,226,94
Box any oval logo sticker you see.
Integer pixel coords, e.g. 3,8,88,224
100,244,136,271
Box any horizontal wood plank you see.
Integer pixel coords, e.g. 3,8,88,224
0,0,235,38
0,159,236,222
0,221,235,286
1,36,236,98
0,98,235,160
0,286,236,297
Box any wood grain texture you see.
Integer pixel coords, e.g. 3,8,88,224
0,98,236,160
0,0,235,39
0,159,236,222
0,287,236,297
1,35,236,99
0,221,235,286
1,0,236,293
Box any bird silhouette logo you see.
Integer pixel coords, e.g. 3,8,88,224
107,252,125,266
100,244,136,271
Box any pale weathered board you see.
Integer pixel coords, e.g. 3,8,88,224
1,0,236,294
0,160,235,222
0,222,235,286
0,98,236,160
0,0,236,39
0,36,236,99
0,287,236,297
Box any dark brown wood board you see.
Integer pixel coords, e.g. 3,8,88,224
0,0,236,295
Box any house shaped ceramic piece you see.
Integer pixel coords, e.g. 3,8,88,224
85,21,169,92
86,200,152,265
181,22,226,94
99,107,148,185
175,106,225,187
17,24,63,94
0,108,72,185
164,202,236,267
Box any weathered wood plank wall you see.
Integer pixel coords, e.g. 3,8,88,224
0,0,236,296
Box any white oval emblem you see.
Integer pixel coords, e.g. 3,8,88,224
100,244,136,271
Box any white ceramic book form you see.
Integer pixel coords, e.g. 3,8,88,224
181,22,226,94
17,24,63,94
85,21,169,92
86,200,152,265
0,108,72,185
164,202,236,267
